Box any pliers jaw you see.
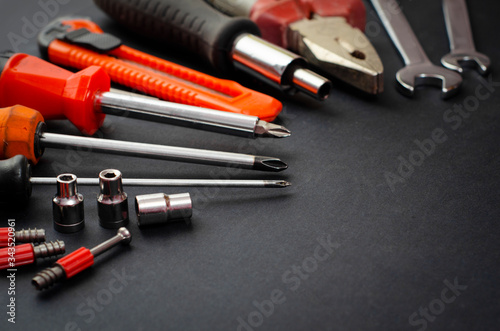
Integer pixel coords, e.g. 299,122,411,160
288,16,384,95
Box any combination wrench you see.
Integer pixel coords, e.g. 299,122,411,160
441,0,490,75
371,0,462,98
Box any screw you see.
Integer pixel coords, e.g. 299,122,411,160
14,228,45,243
32,228,131,290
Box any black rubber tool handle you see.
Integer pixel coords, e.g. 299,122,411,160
93,0,261,73
0,155,32,202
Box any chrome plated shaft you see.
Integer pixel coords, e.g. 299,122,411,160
40,132,287,172
97,90,260,137
30,177,290,188
90,228,131,257
232,34,331,100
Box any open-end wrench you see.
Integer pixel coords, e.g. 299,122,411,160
371,0,462,98
441,0,490,75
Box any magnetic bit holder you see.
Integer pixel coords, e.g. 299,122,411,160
97,169,129,229
135,193,193,227
53,174,84,233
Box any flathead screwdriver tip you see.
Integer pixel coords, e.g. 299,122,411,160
255,120,291,138
253,157,288,172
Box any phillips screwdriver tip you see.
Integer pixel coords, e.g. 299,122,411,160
255,120,291,138
253,157,288,172
271,180,291,187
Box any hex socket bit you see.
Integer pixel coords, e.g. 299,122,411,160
97,169,129,228
135,193,193,227
53,174,84,233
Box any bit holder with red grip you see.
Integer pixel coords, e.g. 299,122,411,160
32,228,131,290
38,17,283,122
0,52,290,138
0,240,65,270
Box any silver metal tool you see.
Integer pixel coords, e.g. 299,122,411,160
90,227,132,256
371,0,462,98
39,132,288,172
441,0,490,75
97,170,129,229
53,174,85,233
232,34,332,100
99,89,291,138
135,193,193,227
31,177,291,188
207,0,384,94
288,17,384,95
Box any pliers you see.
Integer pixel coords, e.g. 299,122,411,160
207,0,384,94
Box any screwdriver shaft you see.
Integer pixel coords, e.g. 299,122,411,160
30,177,290,188
40,133,286,172
97,90,263,138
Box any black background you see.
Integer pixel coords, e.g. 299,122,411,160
0,0,499,330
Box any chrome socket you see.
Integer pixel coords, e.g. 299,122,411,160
135,193,192,227
97,169,129,229
53,174,84,233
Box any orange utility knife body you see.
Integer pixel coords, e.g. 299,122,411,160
38,17,282,121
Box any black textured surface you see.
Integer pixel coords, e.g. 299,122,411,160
0,0,499,330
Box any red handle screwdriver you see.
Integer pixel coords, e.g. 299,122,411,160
32,228,130,290
0,52,289,138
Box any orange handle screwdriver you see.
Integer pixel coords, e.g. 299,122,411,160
0,52,289,138
0,105,287,171
38,17,282,121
